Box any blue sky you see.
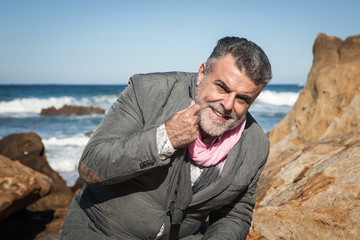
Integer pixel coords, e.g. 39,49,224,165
0,0,359,85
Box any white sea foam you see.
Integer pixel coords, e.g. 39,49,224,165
0,96,79,113
0,95,117,114
87,95,118,106
42,134,89,147
48,156,79,173
256,90,299,106
79,95,118,110
43,134,89,174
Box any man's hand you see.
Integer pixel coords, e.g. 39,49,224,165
165,101,201,149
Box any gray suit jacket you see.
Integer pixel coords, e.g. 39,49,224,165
62,72,269,240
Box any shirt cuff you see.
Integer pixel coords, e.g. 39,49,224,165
156,124,175,160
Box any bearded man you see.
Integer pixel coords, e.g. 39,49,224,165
61,36,272,240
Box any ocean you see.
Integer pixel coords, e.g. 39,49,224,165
0,83,303,186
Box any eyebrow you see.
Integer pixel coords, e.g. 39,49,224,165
215,79,252,104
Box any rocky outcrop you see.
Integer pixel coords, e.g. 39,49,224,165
0,155,52,221
0,132,74,211
248,33,360,239
40,104,105,115
267,33,360,160
0,132,74,239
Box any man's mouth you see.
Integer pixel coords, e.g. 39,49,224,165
212,108,231,120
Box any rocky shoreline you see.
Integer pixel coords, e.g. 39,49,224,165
0,33,359,239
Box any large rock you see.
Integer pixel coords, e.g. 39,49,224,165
0,132,73,211
0,155,52,221
40,104,105,115
248,33,360,239
267,33,360,159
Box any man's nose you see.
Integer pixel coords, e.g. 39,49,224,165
221,93,236,111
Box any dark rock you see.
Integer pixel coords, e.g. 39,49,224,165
36,229,62,240
40,104,105,116
0,208,66,240
85,131,93,137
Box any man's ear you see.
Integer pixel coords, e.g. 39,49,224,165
197,63,206,86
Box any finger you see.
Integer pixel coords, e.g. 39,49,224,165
185,101,201,115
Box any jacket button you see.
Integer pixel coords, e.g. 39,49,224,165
140,160,155,169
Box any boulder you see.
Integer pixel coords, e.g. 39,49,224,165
267,33,360,160
0,155,52,221
40,104,105,115
248,33,360,239
0,132,73,211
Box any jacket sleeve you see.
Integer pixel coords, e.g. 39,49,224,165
78,76,171,185
202,158,267,240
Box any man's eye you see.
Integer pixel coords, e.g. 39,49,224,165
236,98,245,104
216,84,226,93
236,97,249,105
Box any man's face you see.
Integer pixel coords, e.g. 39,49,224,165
195,54,263,137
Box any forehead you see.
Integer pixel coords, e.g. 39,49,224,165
207,54,263,97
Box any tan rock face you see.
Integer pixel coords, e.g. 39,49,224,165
0,155,52,221
267,33,360,160
249,33,360,240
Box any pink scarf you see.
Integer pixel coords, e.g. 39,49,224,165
188,117,247,168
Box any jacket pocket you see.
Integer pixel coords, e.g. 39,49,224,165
79,194,114,237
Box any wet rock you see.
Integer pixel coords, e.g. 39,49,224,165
40,104,105,116
85,131,93,137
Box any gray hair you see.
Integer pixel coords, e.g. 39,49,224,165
205,37,272,85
